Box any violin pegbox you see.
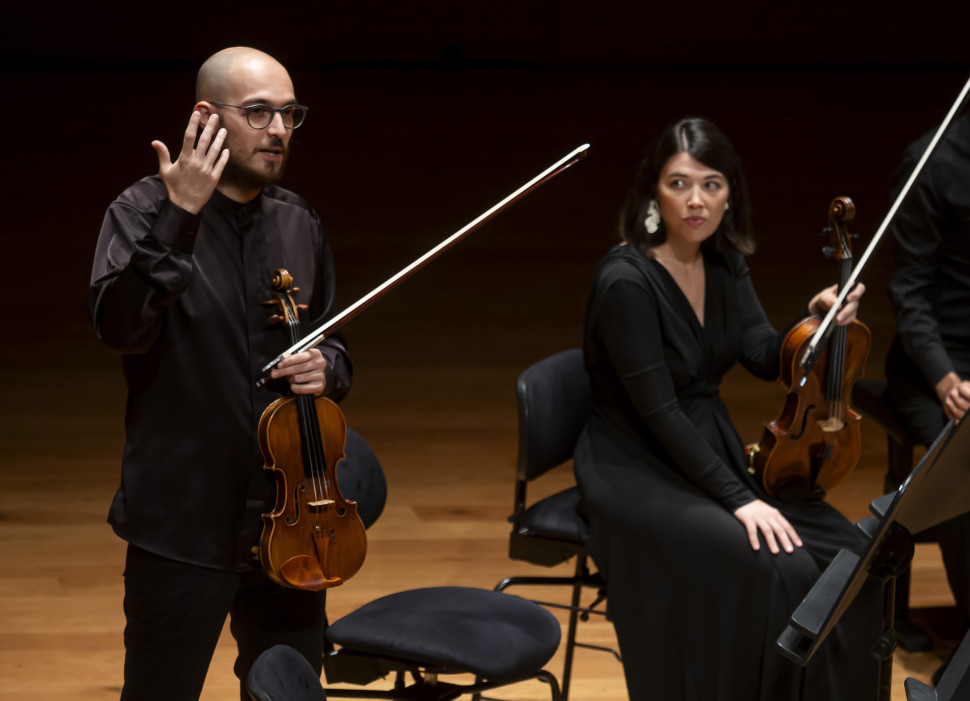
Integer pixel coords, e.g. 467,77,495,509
263,269,308,326
824,196,856,262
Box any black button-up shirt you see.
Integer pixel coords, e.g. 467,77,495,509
90,176,352,571
889,113,970,387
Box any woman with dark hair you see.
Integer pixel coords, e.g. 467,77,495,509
574,117,880,700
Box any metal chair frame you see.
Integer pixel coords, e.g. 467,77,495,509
496,349,619,700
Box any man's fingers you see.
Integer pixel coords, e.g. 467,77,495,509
212,147,230,179
206,127,228,164
195,113,220,156
151,140,172,171
181,110,202,151
276,351,306,370
950,395,970,420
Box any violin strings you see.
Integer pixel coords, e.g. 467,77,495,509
833,325,845,422
289,308,327,513
300,395,325,502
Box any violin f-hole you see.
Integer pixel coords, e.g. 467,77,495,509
285,484,305,526
790,404,815,440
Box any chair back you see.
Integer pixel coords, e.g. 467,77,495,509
247,644,328,701
516,349,591,483
338,428,387,530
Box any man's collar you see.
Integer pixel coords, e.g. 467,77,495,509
209,186,263,218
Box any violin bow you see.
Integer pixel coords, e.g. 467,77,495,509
257,143,591,387
798,74,970,383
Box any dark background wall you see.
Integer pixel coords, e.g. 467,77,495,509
2,2,969,417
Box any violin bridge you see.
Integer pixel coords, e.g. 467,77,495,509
817,417,845,433
308,499,336,507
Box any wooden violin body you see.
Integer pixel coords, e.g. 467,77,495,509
749,314,870,494
257,269,366,591
258,393,366,589
748,196,871,496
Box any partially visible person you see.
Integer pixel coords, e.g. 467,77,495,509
886,110,970,678
574,117,882,700
89,47,352,700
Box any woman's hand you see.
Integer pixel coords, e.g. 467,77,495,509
733,499,803,554
808,282,866,326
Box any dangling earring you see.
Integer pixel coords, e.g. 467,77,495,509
644,199,661,234
725,200,731,210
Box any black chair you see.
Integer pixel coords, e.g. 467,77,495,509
249,644,328,701
495,349,616,700
248,428,564,701
852,378,935,652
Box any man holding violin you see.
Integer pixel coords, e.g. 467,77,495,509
89,47,352,700
886,110,970,683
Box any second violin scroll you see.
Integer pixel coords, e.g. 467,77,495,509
747,196,871,497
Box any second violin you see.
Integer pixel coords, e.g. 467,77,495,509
747,197,871,496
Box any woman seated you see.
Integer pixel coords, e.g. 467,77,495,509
574,116,881,700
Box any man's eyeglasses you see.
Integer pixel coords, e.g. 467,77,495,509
207,102,309,130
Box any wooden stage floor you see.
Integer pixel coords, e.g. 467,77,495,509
0,275,961,700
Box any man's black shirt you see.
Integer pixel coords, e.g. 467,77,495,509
90,176,352,571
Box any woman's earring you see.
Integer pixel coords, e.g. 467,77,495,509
644,199,661,234
725,200,731,210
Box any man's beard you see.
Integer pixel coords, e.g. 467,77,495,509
221,139,290,192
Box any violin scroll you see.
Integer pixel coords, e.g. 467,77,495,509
828,196,855,224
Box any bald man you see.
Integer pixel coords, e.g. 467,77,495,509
89,48,352,700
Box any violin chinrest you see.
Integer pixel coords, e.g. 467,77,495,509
280,555,342,590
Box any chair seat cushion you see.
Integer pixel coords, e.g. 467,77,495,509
520,486,588,542
327,586,561,681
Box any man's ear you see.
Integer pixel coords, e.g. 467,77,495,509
195,101,214,125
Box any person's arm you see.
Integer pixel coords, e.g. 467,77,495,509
89,111,228,353
889,147,955,389
733,250,864,381
731,254,786,381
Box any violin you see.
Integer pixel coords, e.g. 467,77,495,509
747,197,871,496
256,269,367,590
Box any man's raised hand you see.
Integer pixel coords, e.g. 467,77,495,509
151,111,230,214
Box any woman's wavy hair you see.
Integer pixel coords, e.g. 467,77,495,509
619,117,755,256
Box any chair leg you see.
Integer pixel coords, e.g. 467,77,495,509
495,575,581,591
560,567,583,701
536,669,564,701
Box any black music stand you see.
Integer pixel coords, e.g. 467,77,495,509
777,416,970,700
905,626,970,700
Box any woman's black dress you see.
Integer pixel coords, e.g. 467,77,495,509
574,244,881,700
